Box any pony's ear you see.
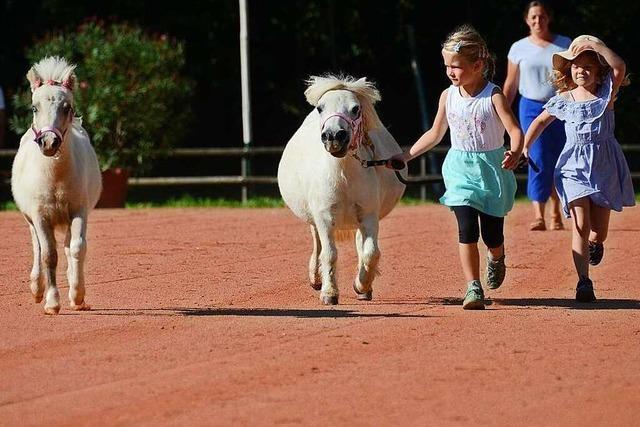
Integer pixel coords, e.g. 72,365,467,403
26,68,42,92
355,77,381,105
304,76,322,106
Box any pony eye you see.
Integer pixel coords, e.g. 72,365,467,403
31,106,37,113
351,105,360,115
316,105,324,114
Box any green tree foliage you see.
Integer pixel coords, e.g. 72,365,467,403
1,0,638,152
9,21,194,174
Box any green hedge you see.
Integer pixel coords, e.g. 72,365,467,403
10,21,194,174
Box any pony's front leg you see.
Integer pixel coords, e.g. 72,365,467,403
308,225,322,290
314,219,339,305
353,215,380,301
66,212,90,311
27,221,44,302
33,218,59,314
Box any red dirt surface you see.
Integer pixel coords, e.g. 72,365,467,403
1,203,639,426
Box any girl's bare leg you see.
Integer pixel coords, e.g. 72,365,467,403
589,202,611,244
459,242,480,282
568,198,590,279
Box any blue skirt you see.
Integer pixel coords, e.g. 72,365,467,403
519,97,566,202
440,147,517,217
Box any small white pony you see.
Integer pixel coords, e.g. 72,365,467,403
278,75,406,305
11,57,102,314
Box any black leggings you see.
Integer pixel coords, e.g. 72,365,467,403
452,206,504,248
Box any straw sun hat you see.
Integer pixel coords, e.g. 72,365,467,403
552,35,608,72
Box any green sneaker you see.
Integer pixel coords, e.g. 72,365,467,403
462,280,485,310
486,253,506,290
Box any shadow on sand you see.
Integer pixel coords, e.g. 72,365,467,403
430,297,640,310
491,298,640,310
74,307,433,318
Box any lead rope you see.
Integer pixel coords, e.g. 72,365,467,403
351,149,410,186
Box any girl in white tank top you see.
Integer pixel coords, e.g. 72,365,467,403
446,81,505,152
388,25,524,310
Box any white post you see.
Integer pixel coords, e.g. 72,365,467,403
239,0,252,203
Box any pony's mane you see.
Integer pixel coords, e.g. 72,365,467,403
304,74,384,130
30,56,76,86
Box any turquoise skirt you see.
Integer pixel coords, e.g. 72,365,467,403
440,147,517,217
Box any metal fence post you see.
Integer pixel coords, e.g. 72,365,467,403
239,0,252,203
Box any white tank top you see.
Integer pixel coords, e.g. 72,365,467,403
446,82,505,152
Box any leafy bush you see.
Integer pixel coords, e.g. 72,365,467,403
10,21,194,174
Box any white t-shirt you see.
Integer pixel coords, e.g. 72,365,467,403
508,35,571,101
446,82,505,152
0,87,5,110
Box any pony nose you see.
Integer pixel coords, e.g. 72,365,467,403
41,133,60,147
39,133,62,155
335,129,348,144
321,129,349,144
51,137,62,151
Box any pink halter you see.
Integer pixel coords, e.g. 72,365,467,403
32,125,65,145
321,112,364,150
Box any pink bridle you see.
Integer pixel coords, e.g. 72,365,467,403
31,125,66,145
320,112,364,150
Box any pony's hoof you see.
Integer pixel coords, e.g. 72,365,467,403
321,295,339,305
353,283,373,301
310,281,322,291
356,291,372,301
44,305,60,315
70,302,91,311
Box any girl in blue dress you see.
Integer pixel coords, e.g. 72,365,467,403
389,25,523,309
524,35,635,302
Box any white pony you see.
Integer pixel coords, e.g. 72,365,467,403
11,57,102,314
278,75,406,305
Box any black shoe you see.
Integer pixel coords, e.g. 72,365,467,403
588,241,604,266
576,277,596,302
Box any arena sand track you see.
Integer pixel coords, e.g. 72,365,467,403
1,204,639,426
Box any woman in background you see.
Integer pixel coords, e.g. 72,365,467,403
504,1,571,231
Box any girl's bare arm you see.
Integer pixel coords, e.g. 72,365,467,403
492,90,523,170
524,110,556,154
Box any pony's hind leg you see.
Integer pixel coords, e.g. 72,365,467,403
314,218,339,305
66,212,90,311
353,216,380,300
33,217,60,314
27,221,44,303
308,225,322,290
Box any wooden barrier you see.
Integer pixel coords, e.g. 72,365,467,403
2,145,640,190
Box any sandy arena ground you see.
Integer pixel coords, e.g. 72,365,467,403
1,203,639,426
